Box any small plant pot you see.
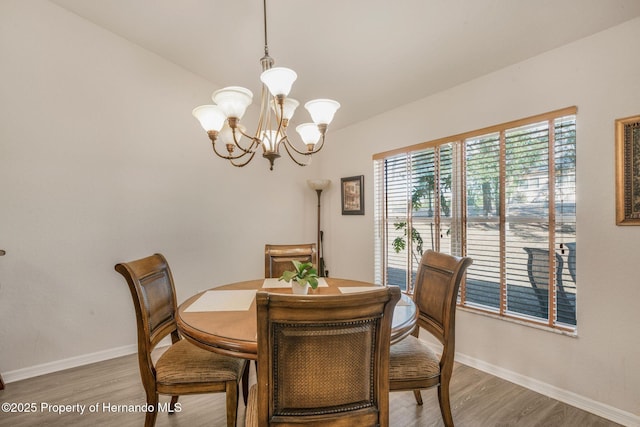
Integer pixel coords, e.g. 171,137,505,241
291,282,309,295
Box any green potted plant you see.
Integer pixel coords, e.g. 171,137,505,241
279,260,319,295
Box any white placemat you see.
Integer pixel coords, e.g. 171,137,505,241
262,278,291,288
184,289,257,312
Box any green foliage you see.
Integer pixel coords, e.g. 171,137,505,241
392,222,423,256
392,164,446,259
279,260,319,289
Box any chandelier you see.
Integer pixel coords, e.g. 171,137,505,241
192,0,340,171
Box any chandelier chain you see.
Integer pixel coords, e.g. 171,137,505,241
263,0,269,57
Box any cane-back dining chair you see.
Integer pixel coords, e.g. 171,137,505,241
245,286,401,427
389,250,472,427
115,253,247,427
264,243,317,279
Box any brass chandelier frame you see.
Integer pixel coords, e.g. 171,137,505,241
193,0,339,170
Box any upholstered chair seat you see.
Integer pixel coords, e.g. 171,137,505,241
155,339,245,386
389,336,440,383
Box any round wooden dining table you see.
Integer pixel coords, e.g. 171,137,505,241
177,277,417,360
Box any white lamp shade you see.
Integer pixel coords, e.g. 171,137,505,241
307,179,331,191
212,86,253,119
192,105,226,132
272,97,300,121
296,123,321,145
260,67,297,97
218,122,245,146
261,130,280,152
304,99,340,125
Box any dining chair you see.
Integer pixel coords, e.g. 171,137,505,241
264,243,317,279
115,253,248,427
245,286,401,427
388,250,472,427
0,373,4,390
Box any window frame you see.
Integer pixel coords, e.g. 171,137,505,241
373,106,577,333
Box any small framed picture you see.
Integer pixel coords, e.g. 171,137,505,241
615,114,640,225
341,175,364,215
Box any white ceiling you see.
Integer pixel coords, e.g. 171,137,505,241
51,0,640,131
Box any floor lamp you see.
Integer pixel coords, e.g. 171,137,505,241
307,179,330,277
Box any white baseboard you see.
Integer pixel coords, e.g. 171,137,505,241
2,337,176,385
455,352,640,427
2,344,137,384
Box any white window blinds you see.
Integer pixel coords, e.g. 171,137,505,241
374,107,577,331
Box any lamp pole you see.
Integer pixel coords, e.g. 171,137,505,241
307,179,330,277
315,188,324,276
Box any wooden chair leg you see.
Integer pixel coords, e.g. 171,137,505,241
169,395,179,414
437,382,454,427
144,393,159,427
241,360,258,406
413,389,423,405
241,362,250,405
0,374,4,390
225,380,239,427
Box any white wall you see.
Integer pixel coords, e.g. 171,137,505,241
322,17,640,421
0,0,319,374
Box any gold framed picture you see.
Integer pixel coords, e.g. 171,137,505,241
615,114,640,225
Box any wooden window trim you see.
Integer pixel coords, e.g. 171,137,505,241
372,106,577,160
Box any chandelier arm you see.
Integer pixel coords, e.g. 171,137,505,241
211,140,255,161
254,86,271,137
280,133,326,156
310,134,326,153
229,151,257,168
235,138,261,154
280,136,310,156
275,102,285,134
281,140,310,167
231,128,262,154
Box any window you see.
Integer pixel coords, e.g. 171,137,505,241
374,107,577,332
